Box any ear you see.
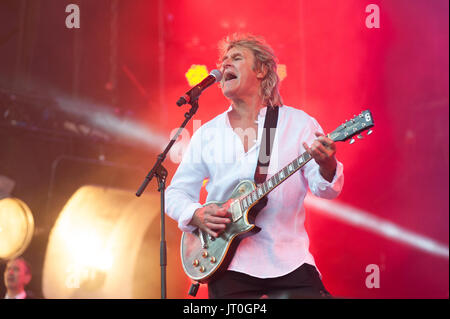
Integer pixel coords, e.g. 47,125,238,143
256,65,268,79
24,273,31,286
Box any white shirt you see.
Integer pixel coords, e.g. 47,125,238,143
165,105,344,278
4,291,27,299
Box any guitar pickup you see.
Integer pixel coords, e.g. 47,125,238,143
230,200,242,222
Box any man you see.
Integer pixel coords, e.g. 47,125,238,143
166,34,344,298
3,257,35,299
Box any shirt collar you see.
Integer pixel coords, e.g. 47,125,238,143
5,290,27,299
225,105,268,118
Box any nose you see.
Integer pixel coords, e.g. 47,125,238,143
221,64,230,74
221,58,233,71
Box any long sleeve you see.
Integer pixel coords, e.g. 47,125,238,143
301,117,344,199
165,128,209,232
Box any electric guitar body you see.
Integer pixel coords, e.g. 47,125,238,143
181,179,260,283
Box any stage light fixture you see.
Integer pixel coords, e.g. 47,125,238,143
42,185,188,298
0,197,34,260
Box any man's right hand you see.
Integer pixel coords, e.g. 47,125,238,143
189,203,231,238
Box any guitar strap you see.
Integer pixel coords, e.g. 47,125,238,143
252,105,279,212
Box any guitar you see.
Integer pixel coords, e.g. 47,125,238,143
180,110,374,283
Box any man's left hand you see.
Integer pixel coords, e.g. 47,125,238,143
302,132,337,182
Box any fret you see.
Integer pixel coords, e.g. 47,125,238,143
262,182,267,194
288,163,294,173
302,152,311,162
244,153,313,209
257,154,312,199
257,187,263,197
241,199,247,211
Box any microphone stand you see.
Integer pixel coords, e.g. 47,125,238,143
136,99,199,299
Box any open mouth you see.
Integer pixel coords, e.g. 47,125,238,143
224,72,238,82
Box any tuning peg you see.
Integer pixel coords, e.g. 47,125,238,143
367,129,373,135
349,138,355,144
357,134,364,139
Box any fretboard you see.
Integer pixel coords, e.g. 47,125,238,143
240,151,313,211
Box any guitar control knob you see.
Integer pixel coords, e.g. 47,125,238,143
199,266,205,273
192,259,199,267
210,256,216,263
201,251,208,258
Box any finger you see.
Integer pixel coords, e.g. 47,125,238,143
207,216,231,225
302,142,311,154
204,223,225,238
208,203,220,210
214,207,229,216
310,143,328,161
217,208,234,220
206,222,227,230
315,144,333,160
311,149,325,162
314,132,325,137
203,227,219,238
317,136,335,150
205,204,224,216
318,140,336,156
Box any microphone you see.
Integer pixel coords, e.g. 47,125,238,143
176,69,222,106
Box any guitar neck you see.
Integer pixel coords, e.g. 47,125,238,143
239,151,313,211
239,109,375,212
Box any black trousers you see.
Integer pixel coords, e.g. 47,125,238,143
208,263,332,299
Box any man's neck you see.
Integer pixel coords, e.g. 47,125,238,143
230,95,265,124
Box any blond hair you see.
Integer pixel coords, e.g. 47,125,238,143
218,33,283,107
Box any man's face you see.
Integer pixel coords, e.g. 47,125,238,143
220,46,263,102
4,259,31,291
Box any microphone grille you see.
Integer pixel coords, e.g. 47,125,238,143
210,69,223,82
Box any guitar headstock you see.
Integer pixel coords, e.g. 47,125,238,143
328,110,374,144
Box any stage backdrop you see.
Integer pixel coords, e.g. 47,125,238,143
0,0,448,298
